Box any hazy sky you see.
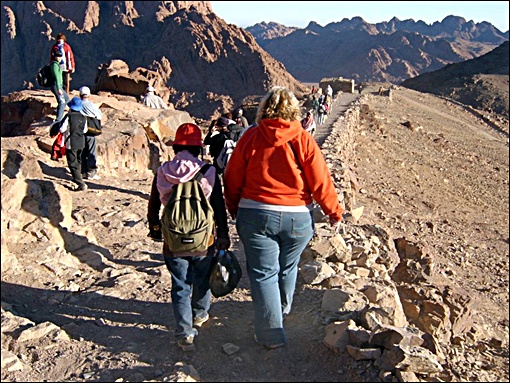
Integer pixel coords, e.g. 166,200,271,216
210,1,509,32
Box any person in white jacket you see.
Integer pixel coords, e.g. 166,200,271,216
142,86,168,109
79,86,103,180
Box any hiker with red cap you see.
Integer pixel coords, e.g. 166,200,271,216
147,122,230,351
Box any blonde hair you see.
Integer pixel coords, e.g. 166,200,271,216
255,86,301,124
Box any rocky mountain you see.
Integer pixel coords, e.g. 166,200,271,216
400,41,509,116
243,21,298,40
246,16,508,84
0,1,307,120
2,3,509,123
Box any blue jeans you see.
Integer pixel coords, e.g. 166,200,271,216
50,84,69,122
164,249,214,340
236,208,314,346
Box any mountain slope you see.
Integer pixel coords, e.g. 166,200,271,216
0,1,306,119
400,41,509,116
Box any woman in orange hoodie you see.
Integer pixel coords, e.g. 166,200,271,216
223,86,343,349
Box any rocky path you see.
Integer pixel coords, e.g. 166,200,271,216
314,91,361,146
2,85,508,382
1,90,376,382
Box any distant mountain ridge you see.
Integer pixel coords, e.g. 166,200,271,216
246,15,508,83
249,15,508,45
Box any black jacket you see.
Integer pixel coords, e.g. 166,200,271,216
67,111,86,150
204,130,230,160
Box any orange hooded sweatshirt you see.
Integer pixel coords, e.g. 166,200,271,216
223,118,343,221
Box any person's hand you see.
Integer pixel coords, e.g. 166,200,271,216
148,224,163,242
329,217,342,233
216,236,231,251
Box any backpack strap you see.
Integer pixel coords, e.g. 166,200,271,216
193,163,212,181
287,141,303,171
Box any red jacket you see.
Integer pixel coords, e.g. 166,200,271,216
49,42,75,72
223,118,343,221
51,132,66,161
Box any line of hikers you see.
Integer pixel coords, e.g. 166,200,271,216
46,31,174,193
203,109,250,175
147,86,344,352
47,47,341,350
310,84,334,126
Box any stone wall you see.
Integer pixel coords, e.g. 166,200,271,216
320,77,356,94
300,98,476,381
320,99,361,212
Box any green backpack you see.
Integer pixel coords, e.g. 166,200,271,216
161,164,215,254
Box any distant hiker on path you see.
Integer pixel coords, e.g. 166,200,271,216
50,49,69,122
147,123,230,351
223,86,344,350
317,102,327,125
203,116,232,174
311,95,320,120
59,97,88,191
301,110,316,136
79,86,102,180
50,33,75,94
326,84,333,99
142,86,168,109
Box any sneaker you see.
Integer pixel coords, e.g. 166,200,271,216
177,335,195,352
254,334,286,350
75,183,88,191
193,314,209,328
89,174,101,180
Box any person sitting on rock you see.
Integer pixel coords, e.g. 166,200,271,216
234,108,249,128
142,86,168,109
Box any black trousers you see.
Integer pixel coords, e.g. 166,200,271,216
66,148,86,186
